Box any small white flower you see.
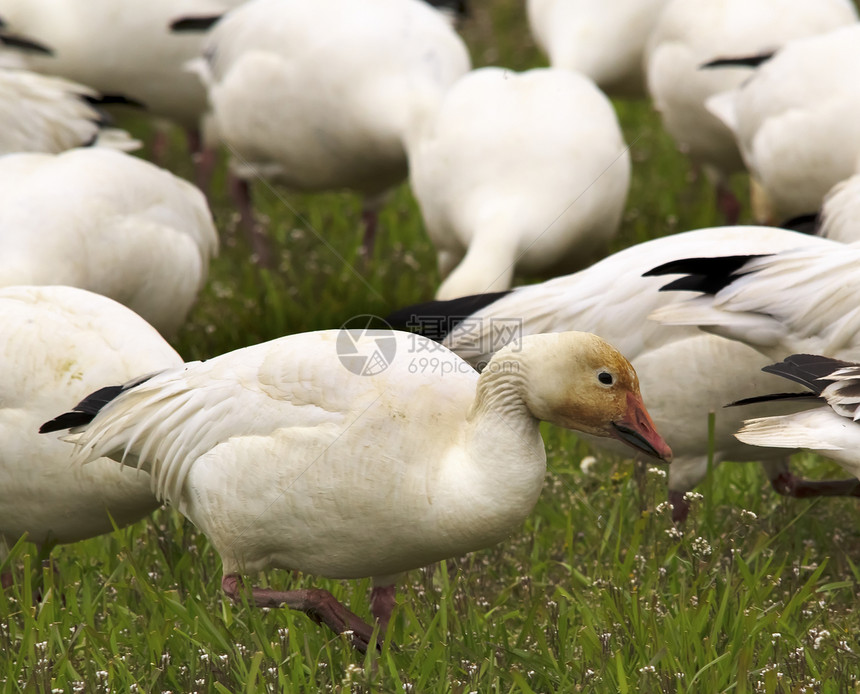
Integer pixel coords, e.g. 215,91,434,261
648,467,667,478
683,491,703,501
639,665,656,674
740,509,757,520
579,456,598,475
691,536,712,557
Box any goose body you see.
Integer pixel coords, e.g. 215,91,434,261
0,0,244,131
390,226,848,514
409,67,631,299
707,25,860,222
0,148,218,337
645,0,857,202
0,67,139,155
649,240,860,363
0,285,181,568
527,0,670,97
819,174,860,244
735,354,860,480
43,329,670,650
195,0,470,256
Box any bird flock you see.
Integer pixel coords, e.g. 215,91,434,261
2,0,860,654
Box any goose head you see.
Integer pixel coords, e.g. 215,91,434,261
493,332,673,462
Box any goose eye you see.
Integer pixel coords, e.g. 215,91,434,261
598,371,613,385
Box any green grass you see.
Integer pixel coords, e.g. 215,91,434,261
3,2,860,692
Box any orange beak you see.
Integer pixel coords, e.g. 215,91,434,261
611,392,673,463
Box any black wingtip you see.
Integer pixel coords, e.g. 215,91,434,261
760,354,856,395
424,0,470,18
700,53,775,70
387,290,512,341
726,391,820,408
0,31,54,55
169,15,223,32
779,212,820,236
83,93,147,110
644,255,768,295
40,373,156,434
40,384,125,433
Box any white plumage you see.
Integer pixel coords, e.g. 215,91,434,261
45,329,670,650
0,148,218,337
393,226,852,518
645,0,857,218
527,0,670,97
0,0,242,132
735,355,860,480
819,174,860,244
0,285,182,575
650,241,860,363
408,67,631,300
0,67,139,155
707,24,860,222
194,0,470,255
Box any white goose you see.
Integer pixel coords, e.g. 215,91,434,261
408,67,631,300
41,329,671,651
0,0,247,185
0,148,218,338
648,241,860,363
389,226,858,520
819,174,860,244
527,0,670,98
193,0,471,260
734,354,860,483
0,67,139,155
644,0,857,223
0,285,182,590
707,24,860,224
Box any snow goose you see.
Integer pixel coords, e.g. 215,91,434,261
0,0,246,186
527,0,670,98
192,0,471,261
0,67,139,155
408,67,631,300
706,25,860,224
0,148,218,338
40,329,671,651
389,226,858,520
0,285,182,590
733,354,860,484
647,241,860,363
644,0,857,223
819,174,860,244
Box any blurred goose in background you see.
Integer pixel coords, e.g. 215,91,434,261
706,25,860,224
390,226,860,521
648,240,860,363
644,0,857,223
40,329,671,651
0,148,218,337
734,354,860,481
191,0,471,263
0,18,52,65
526,0,670,98
0,285,182,591
818,174,860,243
0,0,247,188
408,67,630,300
0,67,139,155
